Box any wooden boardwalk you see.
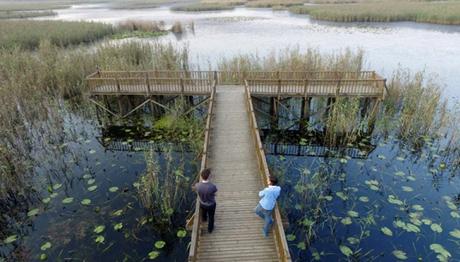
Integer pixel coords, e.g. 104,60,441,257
194,86,280,261
86,70,387,262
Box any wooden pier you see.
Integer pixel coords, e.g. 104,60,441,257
86,70,386,262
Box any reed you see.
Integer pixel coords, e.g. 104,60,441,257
172,3,235,12
0,10,56,19
245,0,305,8
290,2,460,25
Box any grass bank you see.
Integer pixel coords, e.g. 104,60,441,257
0,10,56,19
172,3,235,11
290,1,460,25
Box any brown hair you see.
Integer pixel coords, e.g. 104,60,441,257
269,176,278,185
201,168,211,180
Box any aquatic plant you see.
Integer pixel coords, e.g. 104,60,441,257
290,1,460,25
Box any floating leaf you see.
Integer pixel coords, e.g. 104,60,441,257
392,250,408,260
405,223,421,233
359,196,369,202
347,211,359,218
87,179,96,185
377,154,386,160
395,171,405,177
50,192,58,198
381,227,393,236
62,197,74,204
402,186,413,192
39,254,47,261
422,218,432,225
431,223,443,233
336,192,348,201
89,149,96,154
94,225,105,234
340,158,347,164
81,199,91,206
339,245,353,257
177,229,187,238
297,242,306,250
95,235,105,244
407,176,416,181
341,217,352,225
286,234,296,241
27,208,40,217
388,195,403,206
148,251,160,260
42,198,51,204
3,235,17,244
114,223,123,231
154,241,166,249
450,211,460,219
347,237,359,245
449,229,460,239
412,205,424,211
40,242,52,251
88,185,98,192
112,209,123,217
430,244,451,259
109,187,119,193
52,184,62,190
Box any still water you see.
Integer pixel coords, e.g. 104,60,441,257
44,4,460,99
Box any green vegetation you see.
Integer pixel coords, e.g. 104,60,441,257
0,10,56,19
0,1,70,11
172,3,235,12
245,0,305,8
290,1,460,25
113,20,168,39
0,20,114,50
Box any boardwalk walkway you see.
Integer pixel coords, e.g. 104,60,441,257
195,86,280,261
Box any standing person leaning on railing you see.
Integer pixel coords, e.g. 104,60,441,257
255,176,281,237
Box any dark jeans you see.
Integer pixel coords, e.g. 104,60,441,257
200,203,216,232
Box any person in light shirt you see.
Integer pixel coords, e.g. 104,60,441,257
255,176,281,237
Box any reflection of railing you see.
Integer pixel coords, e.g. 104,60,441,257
244,81,292,262
264,143,376,159
188,86,215,262
97,139,193,152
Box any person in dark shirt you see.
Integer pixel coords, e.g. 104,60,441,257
195,168,217,233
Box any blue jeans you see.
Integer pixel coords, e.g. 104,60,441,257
255,203,273,237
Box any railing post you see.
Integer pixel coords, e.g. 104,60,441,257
214,71,218,85
146,73,151,95
180,78,184,94
277,78,281,99
116,78,121,94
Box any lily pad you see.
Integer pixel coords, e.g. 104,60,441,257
94,225,105,234
431,223,443,233
388,195,403,206
62,197,74,204
341,217,352,225
430,244,451,259
339,245,353,257
89,149,96,154
347,211,359,218
359,196,369,202
148,251,160,260
286,234,296,241
88,185,98,192
412,205,424,211
27,208,40,217
402,186,413,192
450,211,460,219
42,198,51,204
154,240,166,249
297,242,306,250
112,209,123,216
392,250,408,260
87,179,96,185
52,184,62,190
449,229,460,239
114,223,123,231
40,242,52,251
336,192,348,201
95,235,105,244
3,235,17,244
109,187,119,193
81,199,91,206
381,227,393,236
177,229,187,238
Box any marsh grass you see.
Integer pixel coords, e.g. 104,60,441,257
0,1,70,11
172,3,235,12
0,20,114,50
0,10,56,19
245,0,305,8
290,2,460,25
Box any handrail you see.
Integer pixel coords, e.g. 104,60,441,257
244,80,292,262
188,80,216,262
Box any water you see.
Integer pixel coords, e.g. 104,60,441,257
41,4,460,99
0,104,202,261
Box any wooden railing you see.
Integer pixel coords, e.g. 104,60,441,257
244,81,292,262
247,79,385,98
188,86,215,262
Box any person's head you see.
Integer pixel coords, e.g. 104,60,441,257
201,168,211,181
269,175,278,186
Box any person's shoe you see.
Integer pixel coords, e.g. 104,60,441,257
262,230,268,238
208,228,213,234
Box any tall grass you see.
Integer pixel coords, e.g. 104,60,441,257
172,3,235,12
0,41,190,199
0,20,115,50
0,1,70,11
290,2,460,25
0,10,56,19
245,0,305,8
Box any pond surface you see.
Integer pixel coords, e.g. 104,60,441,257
0,105,202,261
42,4,460,99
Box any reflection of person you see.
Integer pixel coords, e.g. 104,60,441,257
255,176,281,237
195,168,217,233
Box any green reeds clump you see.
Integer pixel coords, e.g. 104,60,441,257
0,10,56,19
172,3,235,12
290,2,460,25
113,20,168,39
245,0,305,8
0,20,115,50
